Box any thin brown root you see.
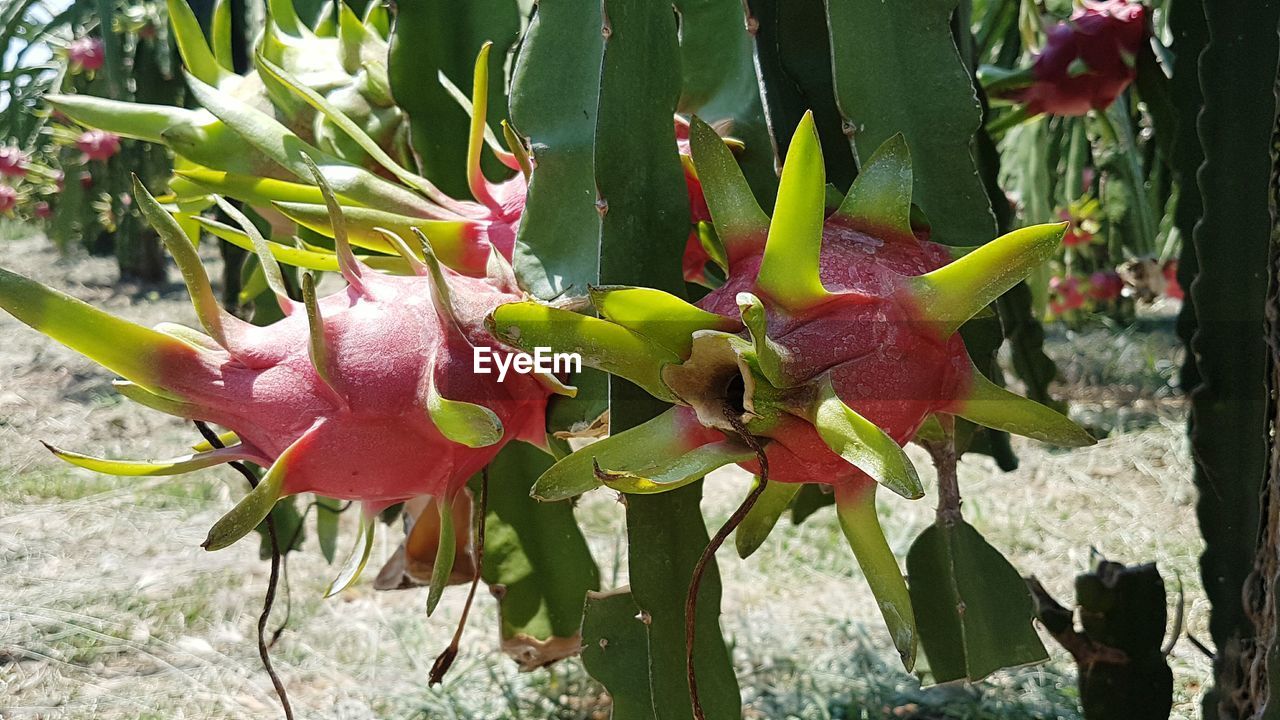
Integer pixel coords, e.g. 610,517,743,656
196,421,294,720
430,468,489,686
687,406,770,720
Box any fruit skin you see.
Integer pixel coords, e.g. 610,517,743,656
995,0,1147,117
67,36,105,72
0,186,16,213
1088,270,1124,302
158,269,548,506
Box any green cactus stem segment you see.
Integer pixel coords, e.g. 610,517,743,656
734,478,801,559
906,222,1068,337
835,132,914,238
834,482,917,670
755,112,830,310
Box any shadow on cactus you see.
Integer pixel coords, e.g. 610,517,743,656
490,111,1095,672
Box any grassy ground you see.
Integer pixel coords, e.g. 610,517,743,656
0,236,1205,719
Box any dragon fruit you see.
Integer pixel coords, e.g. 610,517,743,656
76,129,121,161
0,185,16,213
1088,270,1124,302
490,112,1093,667
0,146,28,178
988,0,1147,117
33,201,52,220
66,36,105,72
0,165,566,604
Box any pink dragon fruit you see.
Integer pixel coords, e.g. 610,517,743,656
67,36,106,72
0,165,566,602
0,185,16,213
1163,259,1184,300
76,129,121,162
0,146,28,178
491,113,1093,667
33,201,52,220
1087,270,1124,302
990,0,1147,117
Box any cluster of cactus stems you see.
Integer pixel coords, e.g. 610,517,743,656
0,0,1155,713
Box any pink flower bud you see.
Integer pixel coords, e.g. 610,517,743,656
67,36,106,72
0,146,29,178
77,129,121,162
0,185,17,213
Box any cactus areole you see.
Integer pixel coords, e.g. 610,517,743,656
491,112,1093,668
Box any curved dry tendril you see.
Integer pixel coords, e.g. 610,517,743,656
195,421,294,720
429,467,490,686
687,405,770,720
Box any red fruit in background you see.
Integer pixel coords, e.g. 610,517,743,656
995,0,1147,116
1063,224,1094,247
77,130,121,162
79,172,94,189
34,201,52,220
1163,259,1183,300
1050,275,1087,313
0,185,16,213
67,36,106,72
0,146,29,178
1088,270,1124,301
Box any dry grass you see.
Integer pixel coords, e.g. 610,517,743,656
0,236,1206,719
